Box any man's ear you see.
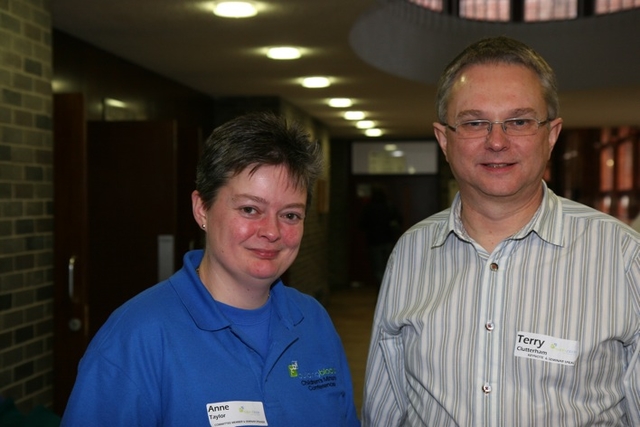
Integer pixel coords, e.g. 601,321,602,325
433,122,449,162
547,118,563,157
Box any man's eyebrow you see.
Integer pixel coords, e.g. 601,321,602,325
508,108,538,117
455,110,483,120
455,108,538,120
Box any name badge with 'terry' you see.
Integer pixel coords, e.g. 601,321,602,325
513,331,579,366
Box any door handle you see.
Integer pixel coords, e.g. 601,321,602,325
68,255,76,300
67,256,84,332
68,317,82,331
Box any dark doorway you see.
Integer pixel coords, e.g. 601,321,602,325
349,175,440,288
52,93,201,414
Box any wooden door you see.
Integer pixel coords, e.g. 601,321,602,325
53,93,180,414
85,119,178,331
53,93,90,414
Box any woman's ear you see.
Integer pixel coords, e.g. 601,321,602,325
191,190,207,228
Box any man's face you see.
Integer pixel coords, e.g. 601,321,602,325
433,63,562,205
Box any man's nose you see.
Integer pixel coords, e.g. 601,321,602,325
485,123,510,150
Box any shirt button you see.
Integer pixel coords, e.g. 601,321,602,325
485,322,495,331
490,263,499,271
482,383,492,394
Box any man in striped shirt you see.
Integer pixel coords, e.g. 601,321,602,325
362,36,640,426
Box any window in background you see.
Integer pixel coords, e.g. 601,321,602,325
351,141,439,175
596,0,640,14
408,0,639,20
460,0,510,21
597,126,639,223
599,144,615,193
525,0,577,21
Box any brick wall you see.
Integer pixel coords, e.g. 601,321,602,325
0,0,54,412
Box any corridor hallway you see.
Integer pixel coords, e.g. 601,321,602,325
325,284,379,415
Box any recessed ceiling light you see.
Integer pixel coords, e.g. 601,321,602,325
365,128,383,137
356,120,375,129
267,46,301,60
344,111,365,120
328,98,352,108
104,98,126,108
301,76,330,88
213,1,257,18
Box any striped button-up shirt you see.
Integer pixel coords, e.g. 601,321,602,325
363,185,640,426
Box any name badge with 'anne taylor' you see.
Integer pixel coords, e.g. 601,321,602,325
206,401,268,427
514,331,579,366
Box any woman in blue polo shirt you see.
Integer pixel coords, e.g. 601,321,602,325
61,112,360,427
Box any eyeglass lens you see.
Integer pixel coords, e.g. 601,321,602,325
455,119,542,138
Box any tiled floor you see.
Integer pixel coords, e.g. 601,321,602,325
325,284,379,415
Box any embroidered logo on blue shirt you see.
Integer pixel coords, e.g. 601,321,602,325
288,361,298,377
288,361,338,391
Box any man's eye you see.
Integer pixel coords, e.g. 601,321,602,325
462,121,487,129
508,119,533,128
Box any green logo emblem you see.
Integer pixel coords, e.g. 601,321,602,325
288,361,298,377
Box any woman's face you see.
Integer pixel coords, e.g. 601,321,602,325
194,164,307,294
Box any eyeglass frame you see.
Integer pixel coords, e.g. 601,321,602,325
442,118,550,138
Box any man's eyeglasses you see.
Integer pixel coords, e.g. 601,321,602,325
444,118,549,139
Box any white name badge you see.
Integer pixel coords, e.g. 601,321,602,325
206,401,268,426
514,331,579,366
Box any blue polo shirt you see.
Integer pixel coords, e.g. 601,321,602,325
61,250,360,427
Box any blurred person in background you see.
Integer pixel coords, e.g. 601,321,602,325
359,186,402,288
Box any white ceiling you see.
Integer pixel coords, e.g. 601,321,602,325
51,0,640,140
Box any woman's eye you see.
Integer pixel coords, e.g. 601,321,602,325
284,212,303,221
241,206,258,215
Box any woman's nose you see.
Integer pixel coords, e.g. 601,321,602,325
258,216,280,241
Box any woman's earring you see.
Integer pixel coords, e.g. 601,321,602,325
202,223,206,229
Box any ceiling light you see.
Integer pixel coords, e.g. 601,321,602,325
213,1,257,18
301,76,330,88
267,46,301,60
365,128,383,137
356,120,375,129
328,98,352,108
344,111,365,120
104,98,126,108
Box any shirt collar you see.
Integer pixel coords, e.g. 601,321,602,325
528,182,565,247
434,181,565,248
170,250,304,331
